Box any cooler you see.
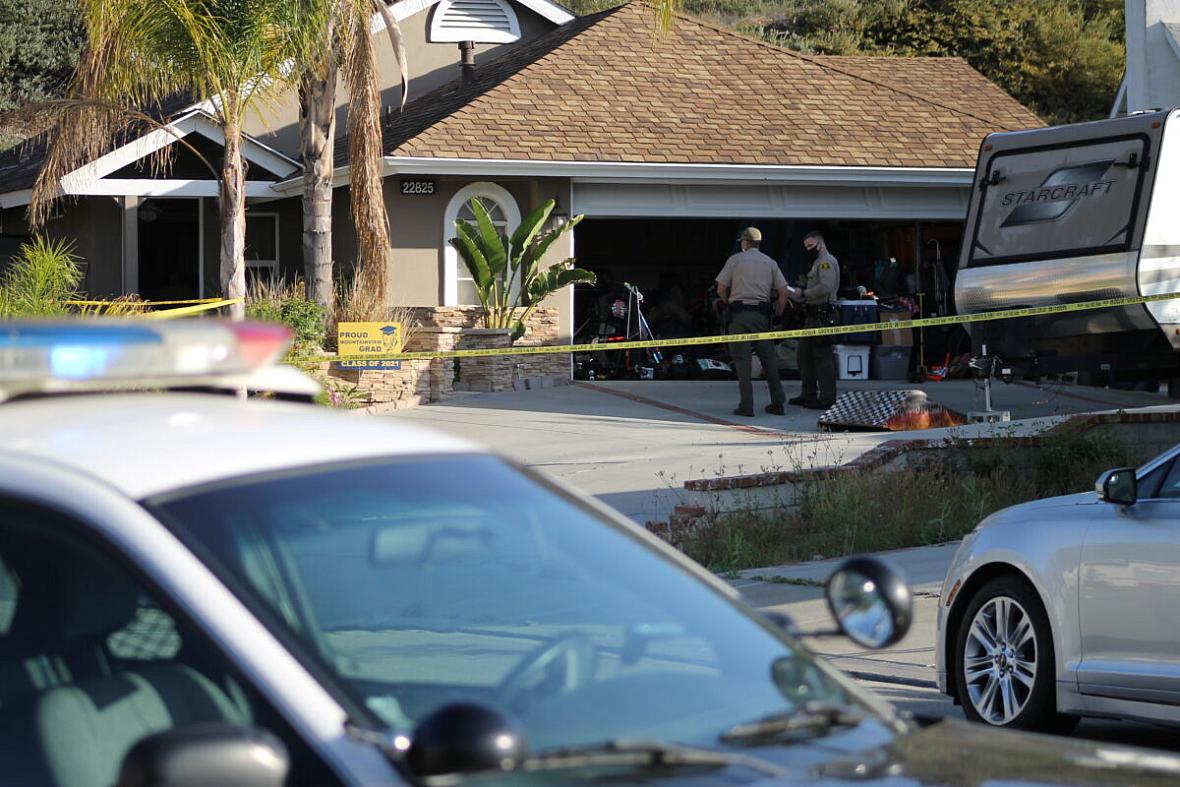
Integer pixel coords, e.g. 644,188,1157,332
833,345,870,380
836,300,878,344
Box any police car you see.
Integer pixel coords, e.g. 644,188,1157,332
2,320,1179,787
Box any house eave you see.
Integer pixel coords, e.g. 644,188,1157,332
379,157,977,186
267,157,975,197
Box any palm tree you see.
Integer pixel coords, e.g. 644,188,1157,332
30,0,326,319
298,0,676,312
300,0,407,309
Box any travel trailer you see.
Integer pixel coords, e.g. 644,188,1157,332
954,107,1180,384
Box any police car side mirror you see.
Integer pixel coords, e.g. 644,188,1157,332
825,557,913,650
117,723,288,787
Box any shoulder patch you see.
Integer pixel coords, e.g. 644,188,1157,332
820,262,831,270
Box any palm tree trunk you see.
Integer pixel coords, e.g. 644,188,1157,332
345,8,391,306
220,90,247,320
301,52,337,309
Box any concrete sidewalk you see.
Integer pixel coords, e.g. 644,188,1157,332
380,379,1173,522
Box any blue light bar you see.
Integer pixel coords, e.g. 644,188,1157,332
0,320,293,399
2,323,161,347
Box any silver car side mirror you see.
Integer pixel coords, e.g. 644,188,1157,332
1096,467,1136,506
825,556,912,650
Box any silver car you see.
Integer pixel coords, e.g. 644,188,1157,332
937,443,1180,731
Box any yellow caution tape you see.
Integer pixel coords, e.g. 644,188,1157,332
287,291,1180,365
142,298,243,319
66,297,227,307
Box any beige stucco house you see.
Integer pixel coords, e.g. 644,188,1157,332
0,0,1042,345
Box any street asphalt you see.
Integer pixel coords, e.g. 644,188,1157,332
734,543,1180,751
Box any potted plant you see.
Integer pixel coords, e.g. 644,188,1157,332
450,197,595,341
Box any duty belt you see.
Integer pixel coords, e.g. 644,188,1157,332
731,302,772,314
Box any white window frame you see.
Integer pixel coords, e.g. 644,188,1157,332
428,0,521,44
443,182,521,307
245,212,280,277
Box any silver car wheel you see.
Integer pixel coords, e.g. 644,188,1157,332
962,595,1037,726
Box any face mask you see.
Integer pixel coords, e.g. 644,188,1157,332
807,246,821,262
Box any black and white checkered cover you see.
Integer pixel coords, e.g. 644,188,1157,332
817,390,916,430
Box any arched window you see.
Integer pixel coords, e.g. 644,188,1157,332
443,182,521,306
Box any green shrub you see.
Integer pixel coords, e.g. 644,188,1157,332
0,236,83,317
245,277,326,355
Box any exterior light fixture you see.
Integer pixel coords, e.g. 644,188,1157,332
550,197,569,230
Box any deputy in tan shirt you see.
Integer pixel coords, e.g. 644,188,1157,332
716,227,791,417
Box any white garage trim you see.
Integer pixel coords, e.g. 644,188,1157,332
571,182,971,220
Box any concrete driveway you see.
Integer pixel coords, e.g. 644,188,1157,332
382,379,1173,523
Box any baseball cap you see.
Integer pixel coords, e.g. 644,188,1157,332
739,227,762,242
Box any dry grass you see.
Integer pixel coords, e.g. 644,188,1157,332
679,431,1136,572
329,277,419,352
74,293,149,316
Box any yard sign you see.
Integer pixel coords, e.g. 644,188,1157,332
336,322,403,370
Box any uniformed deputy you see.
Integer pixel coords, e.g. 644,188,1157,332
788,231,840,409
715,227,789,417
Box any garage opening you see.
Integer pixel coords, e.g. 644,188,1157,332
572,217,964,379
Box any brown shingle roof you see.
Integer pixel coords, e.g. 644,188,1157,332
374,2,1043,168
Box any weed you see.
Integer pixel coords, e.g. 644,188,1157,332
329,277,420,353
679,431,1140,572
246,277,327,357
0,236,83,317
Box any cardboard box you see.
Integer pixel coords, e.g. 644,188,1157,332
878,310,913,346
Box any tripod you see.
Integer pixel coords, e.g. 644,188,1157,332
622,283,663,371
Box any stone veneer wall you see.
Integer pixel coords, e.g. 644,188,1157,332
412,306,570,392
323,327,458,409
322,306,569,406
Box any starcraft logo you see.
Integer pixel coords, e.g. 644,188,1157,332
1000,160,1117,227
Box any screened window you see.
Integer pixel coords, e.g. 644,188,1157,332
245,214,280,279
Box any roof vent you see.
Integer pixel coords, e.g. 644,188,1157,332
429,0,521,44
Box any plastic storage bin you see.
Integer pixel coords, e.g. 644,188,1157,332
871,345,912,380
835,300,879,344
832,344,870,380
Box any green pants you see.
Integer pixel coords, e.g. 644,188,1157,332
798,317,837,405
728,309,784,411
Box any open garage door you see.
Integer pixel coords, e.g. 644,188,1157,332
572,217,966,379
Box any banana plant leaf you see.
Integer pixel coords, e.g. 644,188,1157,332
470,197,509,279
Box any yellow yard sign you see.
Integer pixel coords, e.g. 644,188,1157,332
336,322,403,370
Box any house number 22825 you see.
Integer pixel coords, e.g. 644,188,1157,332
401,180,436,195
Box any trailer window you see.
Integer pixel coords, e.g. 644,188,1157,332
969,136,1150,267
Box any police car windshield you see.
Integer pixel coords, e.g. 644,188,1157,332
146,455,858,752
